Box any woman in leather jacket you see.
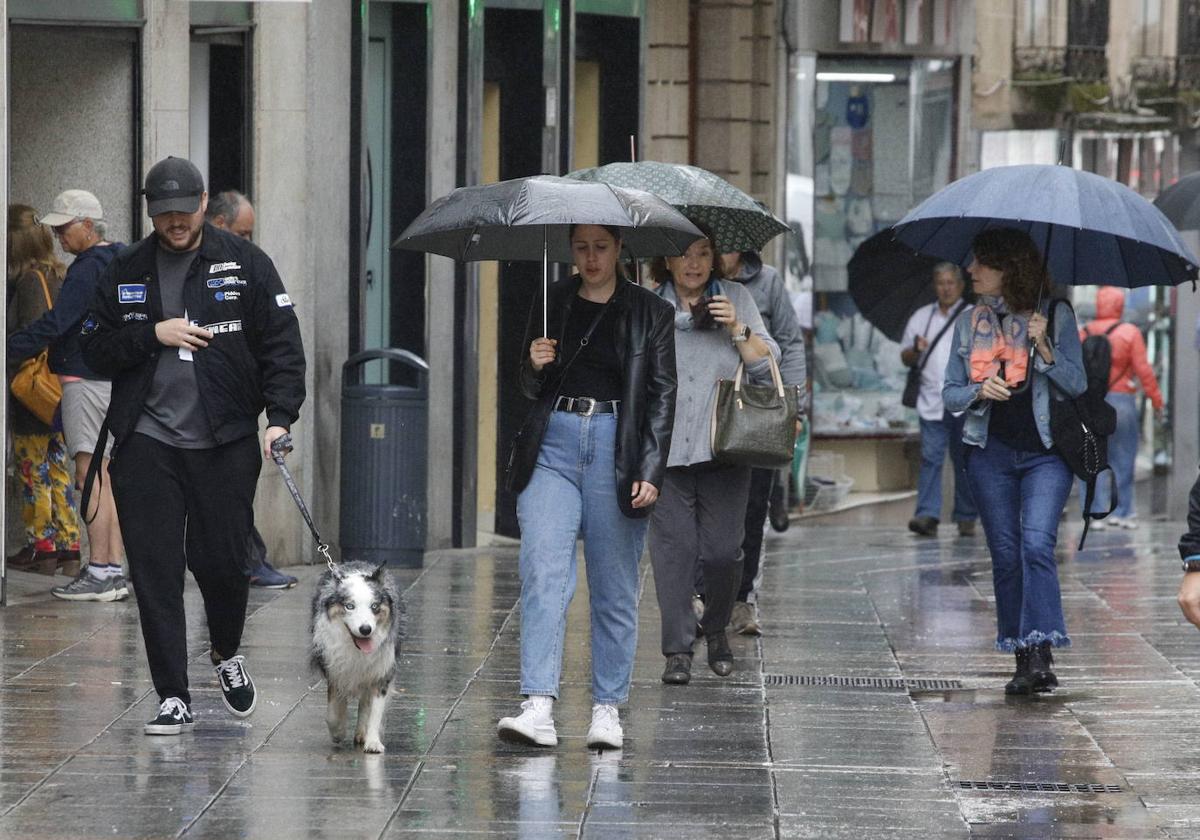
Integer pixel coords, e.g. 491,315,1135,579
497,224,677,751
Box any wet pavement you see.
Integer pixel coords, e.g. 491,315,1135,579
1,517,1200,838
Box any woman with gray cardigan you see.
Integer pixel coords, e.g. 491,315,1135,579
649,230,779,685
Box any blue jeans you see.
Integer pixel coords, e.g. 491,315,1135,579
516,411,647,705
966,437,1073,651
915,411,977,522
1080,392,1139,519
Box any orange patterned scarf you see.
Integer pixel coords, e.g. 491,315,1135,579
969,298,1029,387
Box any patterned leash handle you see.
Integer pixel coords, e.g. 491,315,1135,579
270,434,337,573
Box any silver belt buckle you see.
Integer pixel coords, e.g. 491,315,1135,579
577,397,597,417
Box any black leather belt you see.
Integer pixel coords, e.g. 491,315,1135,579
554,396,619,416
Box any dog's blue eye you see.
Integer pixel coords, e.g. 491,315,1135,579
344,602,355,611
371,603,380,614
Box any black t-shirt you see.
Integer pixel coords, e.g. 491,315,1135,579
556,297,622,403
988,384,1046,453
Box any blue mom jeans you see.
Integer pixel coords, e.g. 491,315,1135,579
516,411,647,705
966,436,1073,651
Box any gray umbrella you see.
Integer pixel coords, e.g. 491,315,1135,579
393,175,702,333
1154,172,1200,231
566,161,790,254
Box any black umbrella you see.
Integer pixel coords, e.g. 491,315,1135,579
848,230,951,343
393,175,703,334
1154,172,1200,231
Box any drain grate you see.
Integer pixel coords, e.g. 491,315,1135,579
763,674,963,691
956,781,1123,794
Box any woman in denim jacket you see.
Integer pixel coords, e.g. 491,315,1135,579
942,228,1086,695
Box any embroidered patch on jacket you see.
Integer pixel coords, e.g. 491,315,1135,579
118,284,147,304
210,262,241,273
215,290,240,302
276,294,293,308
207,276,246,288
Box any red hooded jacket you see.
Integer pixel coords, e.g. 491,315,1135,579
1079,286,1163,410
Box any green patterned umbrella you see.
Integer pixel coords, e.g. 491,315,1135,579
566,161,789,254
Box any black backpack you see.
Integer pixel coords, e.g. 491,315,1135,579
1047,300,1117,550
1080,321,1121,395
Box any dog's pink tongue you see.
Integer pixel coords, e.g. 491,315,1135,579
354,636,376,654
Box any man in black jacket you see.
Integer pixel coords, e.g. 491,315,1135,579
80,157,305,736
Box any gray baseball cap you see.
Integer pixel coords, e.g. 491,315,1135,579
37,189,105,228
144,156,205,216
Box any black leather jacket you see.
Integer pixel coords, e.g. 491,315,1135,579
508,276,677,519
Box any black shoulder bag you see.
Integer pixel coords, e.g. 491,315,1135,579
1045,299,1118,550
902,300,966,409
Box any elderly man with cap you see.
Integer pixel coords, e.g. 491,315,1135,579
204,190,298,591
9,190,128,601
80,157,306,736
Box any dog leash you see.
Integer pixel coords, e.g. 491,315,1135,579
270,434,337,573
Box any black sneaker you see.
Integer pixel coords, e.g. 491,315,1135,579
214,655,257,717
145,697,194,735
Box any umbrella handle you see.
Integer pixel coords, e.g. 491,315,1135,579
543,226,548,337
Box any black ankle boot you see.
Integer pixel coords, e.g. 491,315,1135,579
1029,641,1058,693
1005,648,1033,695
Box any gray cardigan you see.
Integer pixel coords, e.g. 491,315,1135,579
661,279,780,467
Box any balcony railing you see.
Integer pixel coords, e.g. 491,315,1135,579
1011,45,1107,82
1013,46,1067,77
1179,55,1200,89
1065,45,1107,82
1132,56,1176,86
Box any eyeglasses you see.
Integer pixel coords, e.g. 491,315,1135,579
49,219,82,236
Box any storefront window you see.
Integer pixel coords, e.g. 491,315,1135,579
799,57,956,436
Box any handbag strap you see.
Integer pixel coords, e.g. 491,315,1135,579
32,269,53,311
915,299,967,374
732,351,785,399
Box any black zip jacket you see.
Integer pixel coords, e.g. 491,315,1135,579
509,276,677,519
79,223,305,447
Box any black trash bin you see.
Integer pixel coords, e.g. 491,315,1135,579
339,349,429,568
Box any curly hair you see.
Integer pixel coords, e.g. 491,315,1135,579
971,227,1054,313
649,220,718,286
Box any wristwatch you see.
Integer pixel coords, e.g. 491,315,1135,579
732,323,751,343
1183,556,1200,573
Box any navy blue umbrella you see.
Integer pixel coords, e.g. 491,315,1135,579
892,164,1199,288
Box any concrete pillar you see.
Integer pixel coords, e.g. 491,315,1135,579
1,0,8,603
304,0,352,557
644,0,691,164
1169,232,1200,521
426,0,459,551
252,4,318,566
141,0,190,237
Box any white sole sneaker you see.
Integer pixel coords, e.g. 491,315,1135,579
144,720,195,736
585,727,623,750
497,716,557,747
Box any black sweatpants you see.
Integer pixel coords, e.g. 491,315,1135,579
1179,468,1200,561
738,467,776,602
110,433,261,705
649,462,751,655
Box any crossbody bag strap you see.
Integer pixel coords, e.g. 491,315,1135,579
33,269,53,311
915,299,967,375
543,293,617,407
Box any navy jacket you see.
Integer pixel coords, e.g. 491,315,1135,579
8,242,123,379
80,224,306,448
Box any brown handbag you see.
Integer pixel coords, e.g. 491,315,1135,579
10,270,63,425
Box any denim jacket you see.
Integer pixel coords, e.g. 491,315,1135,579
942,299,1087,449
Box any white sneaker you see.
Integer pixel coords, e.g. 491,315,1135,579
586,703,623,750
1118,516,1139,530
1091,518,1108,531
497,696,557,747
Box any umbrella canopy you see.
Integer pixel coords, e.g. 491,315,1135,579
893,164,1199,288
1154,172,1200,231
565,161,789,254
393,174,703,261
848,230,955,343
